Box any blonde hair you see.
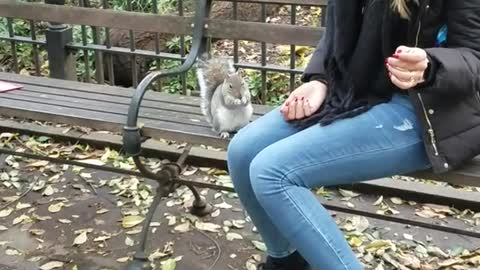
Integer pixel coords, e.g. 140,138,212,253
392,0,417,19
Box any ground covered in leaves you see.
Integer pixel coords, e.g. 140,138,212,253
0,132,479,270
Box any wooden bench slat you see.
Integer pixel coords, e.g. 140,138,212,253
1,91,211,128
14,81,267,120
0,72,272,115
0,2,323,47
0,97,229,148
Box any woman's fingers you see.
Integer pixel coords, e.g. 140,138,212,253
288,98,297,120
304,99,312,117
387,64,423,82
387,57,428,72
295,97,305,119
390,73,415,90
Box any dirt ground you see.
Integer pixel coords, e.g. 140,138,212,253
0,150,479,270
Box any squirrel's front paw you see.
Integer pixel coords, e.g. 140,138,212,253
233,99,242,106
241,96,249,105
219,132,230,139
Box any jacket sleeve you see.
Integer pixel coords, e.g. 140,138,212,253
301,33,329,83
423,0,480,96
301,2,334,83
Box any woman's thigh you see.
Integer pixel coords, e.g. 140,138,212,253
227,106,301,166
249,94,432,189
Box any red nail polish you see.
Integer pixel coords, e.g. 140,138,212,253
294,97,298,102
396,49,402,53
392,54,399,59
301,97,305,101
286,102,290,106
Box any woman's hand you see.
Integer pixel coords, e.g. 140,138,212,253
386,46,429,90
280,80,327,121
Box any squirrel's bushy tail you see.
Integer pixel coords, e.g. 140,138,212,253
196,54,235,124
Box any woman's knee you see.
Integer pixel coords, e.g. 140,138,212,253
249,148,285,200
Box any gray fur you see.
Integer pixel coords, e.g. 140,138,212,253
196,55,253,138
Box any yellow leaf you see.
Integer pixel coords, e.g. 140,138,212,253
42,185,55,196
122,215,145,228
40,261,64,270
0,208,13,218
13,214,32,225
73,231,88,245
27,160,49,168
48,202,64,213
116,257,130,263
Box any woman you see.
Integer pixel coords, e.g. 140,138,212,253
227,0,480,269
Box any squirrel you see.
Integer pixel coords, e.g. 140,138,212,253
196,54,253,139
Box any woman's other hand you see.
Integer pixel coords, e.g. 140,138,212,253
280,80,327,121
386,46,429,90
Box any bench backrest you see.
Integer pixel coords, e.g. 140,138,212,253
0,0,327,100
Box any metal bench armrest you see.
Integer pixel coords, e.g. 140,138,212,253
123,0,211,157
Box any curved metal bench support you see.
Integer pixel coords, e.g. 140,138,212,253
123,1,213,269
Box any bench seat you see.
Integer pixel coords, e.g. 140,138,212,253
0,72,479,187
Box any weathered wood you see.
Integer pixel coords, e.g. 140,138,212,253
0,72,272,116
0,97,229,148
10,81,267,121
1,92,217,131
0,2,323,46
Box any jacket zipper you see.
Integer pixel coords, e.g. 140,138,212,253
413,12,440,156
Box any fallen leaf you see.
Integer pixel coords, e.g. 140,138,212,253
0,208,13,218
29,229,46,236
148,249,169,261
125,236,134,246
13,214,32,225
27,160,49,168
226,232,243,241
0,225,7,231
403,233,413,241
93,235,111,242
16,202,32,210
116,257,130,263
339,188,361,198
96,208,109,214
5,248,21,256
390,197,404,205
73,231,88,245
58,219,72,224
211,209,221,218
161,258,177,270
40,261,64,270
174,222,191,233
373,196,384,206
252,240,267,252
195,221,221,233
48,202,64,213
349,236,363,247
214,201,233,209
122,215,145,228
42,185,55,196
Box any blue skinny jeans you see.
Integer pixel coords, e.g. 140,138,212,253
226,93,432,270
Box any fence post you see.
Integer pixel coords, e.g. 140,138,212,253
44,0,76,80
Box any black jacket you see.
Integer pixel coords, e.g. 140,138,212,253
303,0,480,174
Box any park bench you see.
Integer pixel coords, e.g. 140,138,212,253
0,0,479,269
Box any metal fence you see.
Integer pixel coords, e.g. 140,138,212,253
0,0,326,104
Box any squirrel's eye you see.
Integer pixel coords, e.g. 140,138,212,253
229,84,233,88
